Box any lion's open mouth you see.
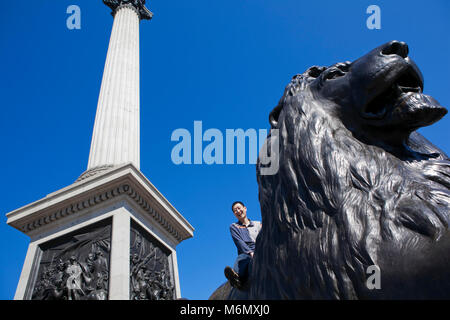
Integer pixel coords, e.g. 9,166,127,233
363,65,424,119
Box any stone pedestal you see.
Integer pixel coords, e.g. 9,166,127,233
7,164,194,300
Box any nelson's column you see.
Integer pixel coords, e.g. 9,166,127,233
6,0,194,300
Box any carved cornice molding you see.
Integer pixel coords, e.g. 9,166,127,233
19,183,188,243
7,164,194,246
103,0,153,20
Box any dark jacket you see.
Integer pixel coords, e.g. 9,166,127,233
229,220,262,255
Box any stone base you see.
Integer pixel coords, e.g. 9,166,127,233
6,163,194,300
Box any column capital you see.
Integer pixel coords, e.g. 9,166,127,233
103,0,153,20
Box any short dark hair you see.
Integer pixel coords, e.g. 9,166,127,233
231,201,245,211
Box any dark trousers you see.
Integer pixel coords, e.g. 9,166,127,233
233,253,252,282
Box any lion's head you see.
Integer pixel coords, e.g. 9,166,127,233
269,41,446,149
249,41,450,299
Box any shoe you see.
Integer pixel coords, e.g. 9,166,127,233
224,266,243,289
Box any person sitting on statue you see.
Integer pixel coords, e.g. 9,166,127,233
224,201,262,289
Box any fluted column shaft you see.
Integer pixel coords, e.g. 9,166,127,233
88,6,140,170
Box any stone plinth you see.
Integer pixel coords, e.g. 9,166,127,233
6,164,194,300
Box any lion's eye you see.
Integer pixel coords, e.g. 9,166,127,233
324,68,346,80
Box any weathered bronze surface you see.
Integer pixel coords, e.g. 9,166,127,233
103,0,153,20
130,222,175,300
30,219,111,300
212,41,449,300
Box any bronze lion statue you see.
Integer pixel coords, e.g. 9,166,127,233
211,41,450,300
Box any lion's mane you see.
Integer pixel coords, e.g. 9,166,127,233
251,69,450,299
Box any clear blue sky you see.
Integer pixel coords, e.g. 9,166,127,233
1,0,449,300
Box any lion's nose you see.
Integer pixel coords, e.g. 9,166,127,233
381,40,409,58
